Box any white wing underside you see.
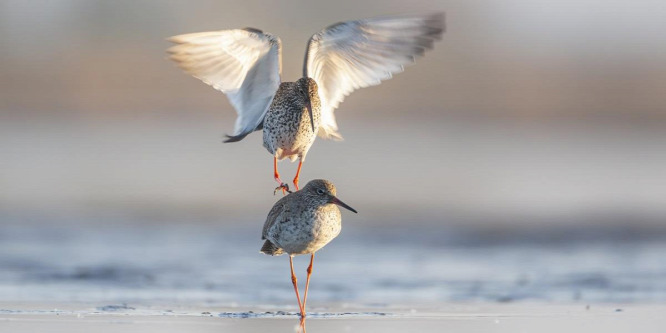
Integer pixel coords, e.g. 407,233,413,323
168,29,282,137
304,13,444,140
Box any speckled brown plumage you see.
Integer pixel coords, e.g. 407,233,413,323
260,179,357,320
259,179,357,320
262,77,321,163
261,179,348,256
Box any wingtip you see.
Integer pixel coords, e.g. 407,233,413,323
166,34,188,44
418,12,445,38
431,12,446,35
242,27,264,34
223,132,251,143
167,30,228,44
223,135,236,143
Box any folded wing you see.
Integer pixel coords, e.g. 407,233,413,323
168,28,282,140
303,13,444,139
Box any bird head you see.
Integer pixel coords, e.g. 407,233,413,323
303,179,357,213
296,77,319,133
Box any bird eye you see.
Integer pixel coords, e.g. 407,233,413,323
316,188,325,195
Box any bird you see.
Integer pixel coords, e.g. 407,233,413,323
260,179,357,319
167,13,444,193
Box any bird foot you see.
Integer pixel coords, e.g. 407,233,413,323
274,183,292,195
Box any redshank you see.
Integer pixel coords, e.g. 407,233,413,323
167,13,444,193
260,179,357,319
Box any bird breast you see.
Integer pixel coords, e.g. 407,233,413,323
270,203,341,255
262,84,322,160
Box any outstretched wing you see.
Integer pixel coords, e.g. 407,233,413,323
168,28,282,140
303,13,444,139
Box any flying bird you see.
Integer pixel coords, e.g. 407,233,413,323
260,179,357,319
168,13,444,193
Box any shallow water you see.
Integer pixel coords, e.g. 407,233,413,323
1,217,665,307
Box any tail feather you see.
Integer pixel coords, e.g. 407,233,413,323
260,240,284,256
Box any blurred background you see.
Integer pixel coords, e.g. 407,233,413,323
1,0,665,306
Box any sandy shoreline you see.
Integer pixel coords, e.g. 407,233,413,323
1,303,664,333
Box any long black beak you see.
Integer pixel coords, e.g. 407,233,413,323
330,196,357,214
306,100,315,133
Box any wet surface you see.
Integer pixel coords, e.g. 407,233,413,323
1,219,665,306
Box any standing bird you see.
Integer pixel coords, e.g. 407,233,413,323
168,14,444,193
260,179,356,318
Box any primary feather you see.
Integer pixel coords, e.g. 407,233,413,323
167,28,282,138
303,13,444,139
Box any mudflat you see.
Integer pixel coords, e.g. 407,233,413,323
1,303,663,333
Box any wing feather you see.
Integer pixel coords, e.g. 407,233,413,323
303,13,444,139
168,29,282,138
262,195,289,240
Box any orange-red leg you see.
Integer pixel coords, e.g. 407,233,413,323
289,256,305,318
293,160,304,191
302,253,315,311
273,156,288,195
273,156,283,184
296,253,314,332
299,314,307,333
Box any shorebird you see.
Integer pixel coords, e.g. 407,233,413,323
260,179,357,319
168,13,444,193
